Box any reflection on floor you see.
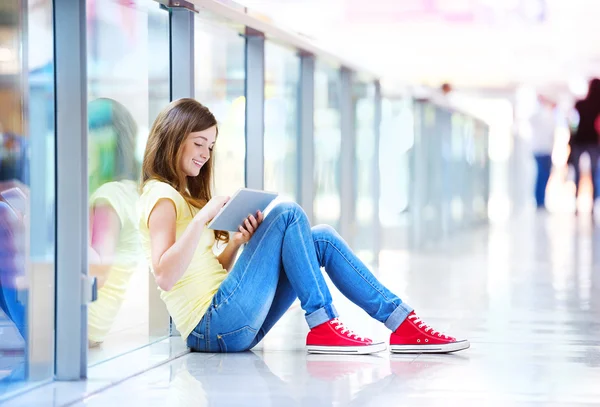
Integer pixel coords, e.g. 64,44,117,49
5,212,600,406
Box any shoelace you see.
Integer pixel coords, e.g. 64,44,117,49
409,314,449,338
330,319,365,341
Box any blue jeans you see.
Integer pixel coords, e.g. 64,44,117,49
186,202,413,353
534,154,552,208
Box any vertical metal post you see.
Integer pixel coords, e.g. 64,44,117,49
23,0,55,382
244,28,265,190
54,0,88,380
298,53,315,221
169,6,194,100
339,67,355,241
373,80,382,266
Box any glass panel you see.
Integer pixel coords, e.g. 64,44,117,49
313,62,341,228
379,98,413,250
0,0,55,397
264,42,300,201
86,0,170,364
194,16,245,197
353,81,376,262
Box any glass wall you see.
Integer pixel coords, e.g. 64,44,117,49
313,62,341,228
194,15,245,197
86,0,170,364
436,107,490,234
0,0,55,397
263,42,300,201
353,81,376,262
410,101,489,247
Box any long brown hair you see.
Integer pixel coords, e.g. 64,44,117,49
88,98,138,193
142,98,228,243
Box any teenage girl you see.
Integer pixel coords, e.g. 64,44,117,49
139,98,470,354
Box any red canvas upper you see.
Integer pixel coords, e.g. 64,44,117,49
391,311,457,345
307,319,373,347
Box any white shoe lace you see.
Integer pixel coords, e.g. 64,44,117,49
330,319,366,341
409,314,450,338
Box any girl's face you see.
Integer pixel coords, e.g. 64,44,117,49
179,126,217,177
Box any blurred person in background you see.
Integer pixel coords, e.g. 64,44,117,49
569,78,600,215
0,94,31,382
530,95,557,210
0,183,28,382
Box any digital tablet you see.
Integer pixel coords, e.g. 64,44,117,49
207,188,278,232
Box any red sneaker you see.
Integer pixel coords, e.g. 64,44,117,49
390,311,470,353
306,319,386,355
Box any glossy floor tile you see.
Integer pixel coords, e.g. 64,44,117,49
3,337,188,407
6,212,600,406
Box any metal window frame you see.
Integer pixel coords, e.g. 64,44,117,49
54,0,88,380
170,6,195,100
298,53,315,222
244,27,265,190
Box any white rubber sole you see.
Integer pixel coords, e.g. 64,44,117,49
307,341,387,355
390,340,470,354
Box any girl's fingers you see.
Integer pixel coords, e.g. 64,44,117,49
248,215,258,229
244,218,254,233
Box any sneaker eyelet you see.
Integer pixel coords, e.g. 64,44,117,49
425,339,429,343
417,339,420,343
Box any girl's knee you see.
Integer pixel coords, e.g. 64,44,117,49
311,224,338,240
269,201,304,218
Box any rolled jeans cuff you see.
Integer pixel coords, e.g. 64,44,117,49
305,304,338,329
384,302,413,331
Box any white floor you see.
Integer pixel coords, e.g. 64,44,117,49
5,211,600,406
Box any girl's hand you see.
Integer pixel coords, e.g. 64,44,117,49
231,211,263,246
198,195,230,224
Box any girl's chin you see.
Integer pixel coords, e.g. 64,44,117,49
186,169,201,177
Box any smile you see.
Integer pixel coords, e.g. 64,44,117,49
192,159,203,167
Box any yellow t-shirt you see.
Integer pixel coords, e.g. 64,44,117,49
88,180,143,343
139,180,228,341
